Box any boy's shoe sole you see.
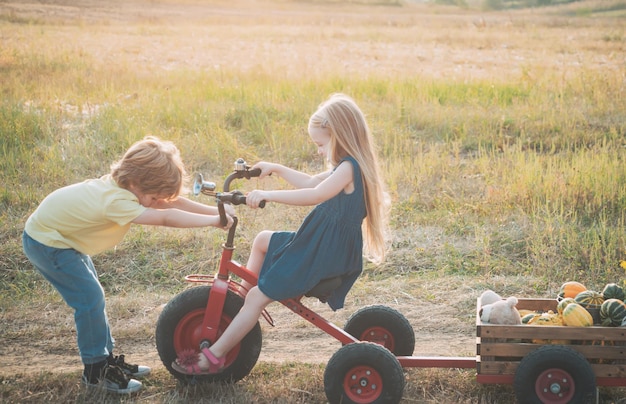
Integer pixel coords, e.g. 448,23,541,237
122,365,151,378
108,354,151,378
82,375,142,394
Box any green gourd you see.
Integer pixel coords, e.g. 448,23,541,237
574,290,604,308
600,298,626,327
602,283,625,301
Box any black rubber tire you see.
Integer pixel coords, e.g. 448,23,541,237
155,285,262,384
514,345,596,404
344,305,415,356
324,342,405,404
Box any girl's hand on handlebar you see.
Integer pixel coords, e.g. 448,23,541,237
250,162,274,179
246,190,269,209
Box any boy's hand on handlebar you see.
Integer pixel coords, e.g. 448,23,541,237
220,213,234,230
246,190,269,209
223,203,236,217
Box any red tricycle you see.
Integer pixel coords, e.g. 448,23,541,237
155,158,413,403
155,159,626,404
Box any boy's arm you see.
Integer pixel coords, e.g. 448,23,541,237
153,196,216,214
153,196,235,216
131,208,232,229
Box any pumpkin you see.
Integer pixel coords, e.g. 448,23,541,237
602,283,625,301
527,312,568,344
527,311,563,326
562,303,593,327
558,281,586,299
574,290,604,308
557,297,576,315
532,338,570,345
600,298,626,327
522,312,539,324
584,340,615,364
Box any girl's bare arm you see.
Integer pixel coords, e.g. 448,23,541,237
253,162,331,189
246,161,353,208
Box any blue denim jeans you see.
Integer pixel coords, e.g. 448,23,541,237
22,231,114,365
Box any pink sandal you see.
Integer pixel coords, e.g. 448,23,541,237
200,345,226,373
171,348,225,375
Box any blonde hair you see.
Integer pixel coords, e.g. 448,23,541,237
111,136,187,200
309,94,388,263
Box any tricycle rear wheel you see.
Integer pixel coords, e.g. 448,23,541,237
155,285,262,384
324,342,405,404
344,305,415,356
513,345,596,404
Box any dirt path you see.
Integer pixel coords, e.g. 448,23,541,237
1,290,476,376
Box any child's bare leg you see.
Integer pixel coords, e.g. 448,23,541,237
239,230,273,294
202,286,273,364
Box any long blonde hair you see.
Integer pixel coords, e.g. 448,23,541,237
309,94,388,263
111,136,187,200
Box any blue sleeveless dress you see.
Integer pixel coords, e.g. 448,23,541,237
257,156,366,311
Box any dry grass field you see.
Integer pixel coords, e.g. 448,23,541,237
2,0,623,80
1,0,625,403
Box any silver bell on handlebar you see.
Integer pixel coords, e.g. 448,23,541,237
234,158,248,172
192,173,216,196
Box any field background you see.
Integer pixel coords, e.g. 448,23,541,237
1,0,625,402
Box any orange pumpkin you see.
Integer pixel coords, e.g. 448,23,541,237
558,281,587,299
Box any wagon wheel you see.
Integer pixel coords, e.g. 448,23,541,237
324,342,405,404
513,345,596,404
343,305,415,356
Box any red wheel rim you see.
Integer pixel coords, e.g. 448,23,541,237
172,308,239,367
534,368,575,404
342,365,384,403
173,309,206,352
358,327,395,351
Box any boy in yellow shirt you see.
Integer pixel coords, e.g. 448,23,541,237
22,136,232,394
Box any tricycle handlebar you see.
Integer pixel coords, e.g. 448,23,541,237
193,158,266,228
223,167,262,192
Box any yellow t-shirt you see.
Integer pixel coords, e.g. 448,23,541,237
25,174,147,255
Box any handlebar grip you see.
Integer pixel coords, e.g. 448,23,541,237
247,168,262,177
231,194,247,205
216,191,265,226
233,194,265,208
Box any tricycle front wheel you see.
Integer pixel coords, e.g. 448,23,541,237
513,345,596,404
155,285,262,384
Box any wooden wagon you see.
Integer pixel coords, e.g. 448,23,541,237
390,298,625,403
